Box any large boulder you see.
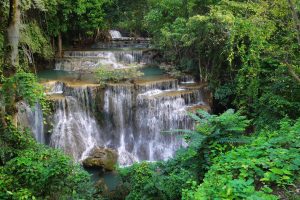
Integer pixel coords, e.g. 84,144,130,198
82,147,118,171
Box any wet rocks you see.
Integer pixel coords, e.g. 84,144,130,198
82,147,118,171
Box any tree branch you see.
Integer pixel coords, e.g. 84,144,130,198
287,63,300,84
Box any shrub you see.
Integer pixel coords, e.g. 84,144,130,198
0,121,93,200
118,162,195,200
96,67,144,85
184,119,300,199
0,147,93,200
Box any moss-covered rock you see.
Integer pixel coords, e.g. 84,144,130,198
82,147,118,171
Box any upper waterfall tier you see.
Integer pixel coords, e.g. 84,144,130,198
92,39,151,49
109,30,122,39
55,50,153,71
94,30,151,49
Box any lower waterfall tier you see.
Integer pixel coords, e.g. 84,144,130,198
20,76,210,166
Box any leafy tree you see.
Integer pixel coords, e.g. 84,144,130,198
142,0,300,126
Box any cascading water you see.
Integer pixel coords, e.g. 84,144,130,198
109,30,122,39
50,97,97,161
17,102,45,144
55,50,152,71
99,79,205,166
49,84,100,161
19,77,207,166
103,84,137,165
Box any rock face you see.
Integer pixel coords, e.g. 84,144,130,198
82,147,118,171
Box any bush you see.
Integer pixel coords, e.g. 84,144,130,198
0,147,93,200
184,119,300,199
118,162,195,200
0,121,93,200
96,67,144,85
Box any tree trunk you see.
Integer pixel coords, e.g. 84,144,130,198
3,0,20,78
1,0,21,126
286,0,300,84
51,36,55,50
57,32,62,58
287,0,300,45
199,58,202,82
287,63,300,84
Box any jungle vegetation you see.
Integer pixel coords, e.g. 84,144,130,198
0,0,299,199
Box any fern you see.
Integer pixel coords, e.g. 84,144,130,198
177,109,251,170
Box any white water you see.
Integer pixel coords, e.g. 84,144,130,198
29,76,207,166
50,96,99,161
109,30,122,39
55,50,150,71
17,102,45,144
100,79,204,165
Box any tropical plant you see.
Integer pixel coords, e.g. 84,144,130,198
96,67,144,85
174,109,250,170
183,118,300,199
0,120,94,200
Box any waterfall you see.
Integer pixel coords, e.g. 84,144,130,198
135,93,191,161
109,30,122,39
43,79,206,166
99,79,205,166
28,76,208,166
49,84,100,161
135,78,178,93
45,81,64,95
180,75,196,84
17,102,45,144
103,84,138,166
50,96,99,161
55,50,151,71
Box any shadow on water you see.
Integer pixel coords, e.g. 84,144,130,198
37,69,97,83
37,66,166,84
84,167,121,191
140,65,165,77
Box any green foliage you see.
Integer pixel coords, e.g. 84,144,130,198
20,0,49,11
0,147,92,199
0,118,35,164
176,109,250,169
118,162,195,200
0,69,91,198
140,0,300,127
184,118,300,199
46,0,111,38
0,120,93,199
0,71,49,114
96,67,144,85
20,21,54,60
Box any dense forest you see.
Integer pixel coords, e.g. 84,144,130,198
0,0,300,199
